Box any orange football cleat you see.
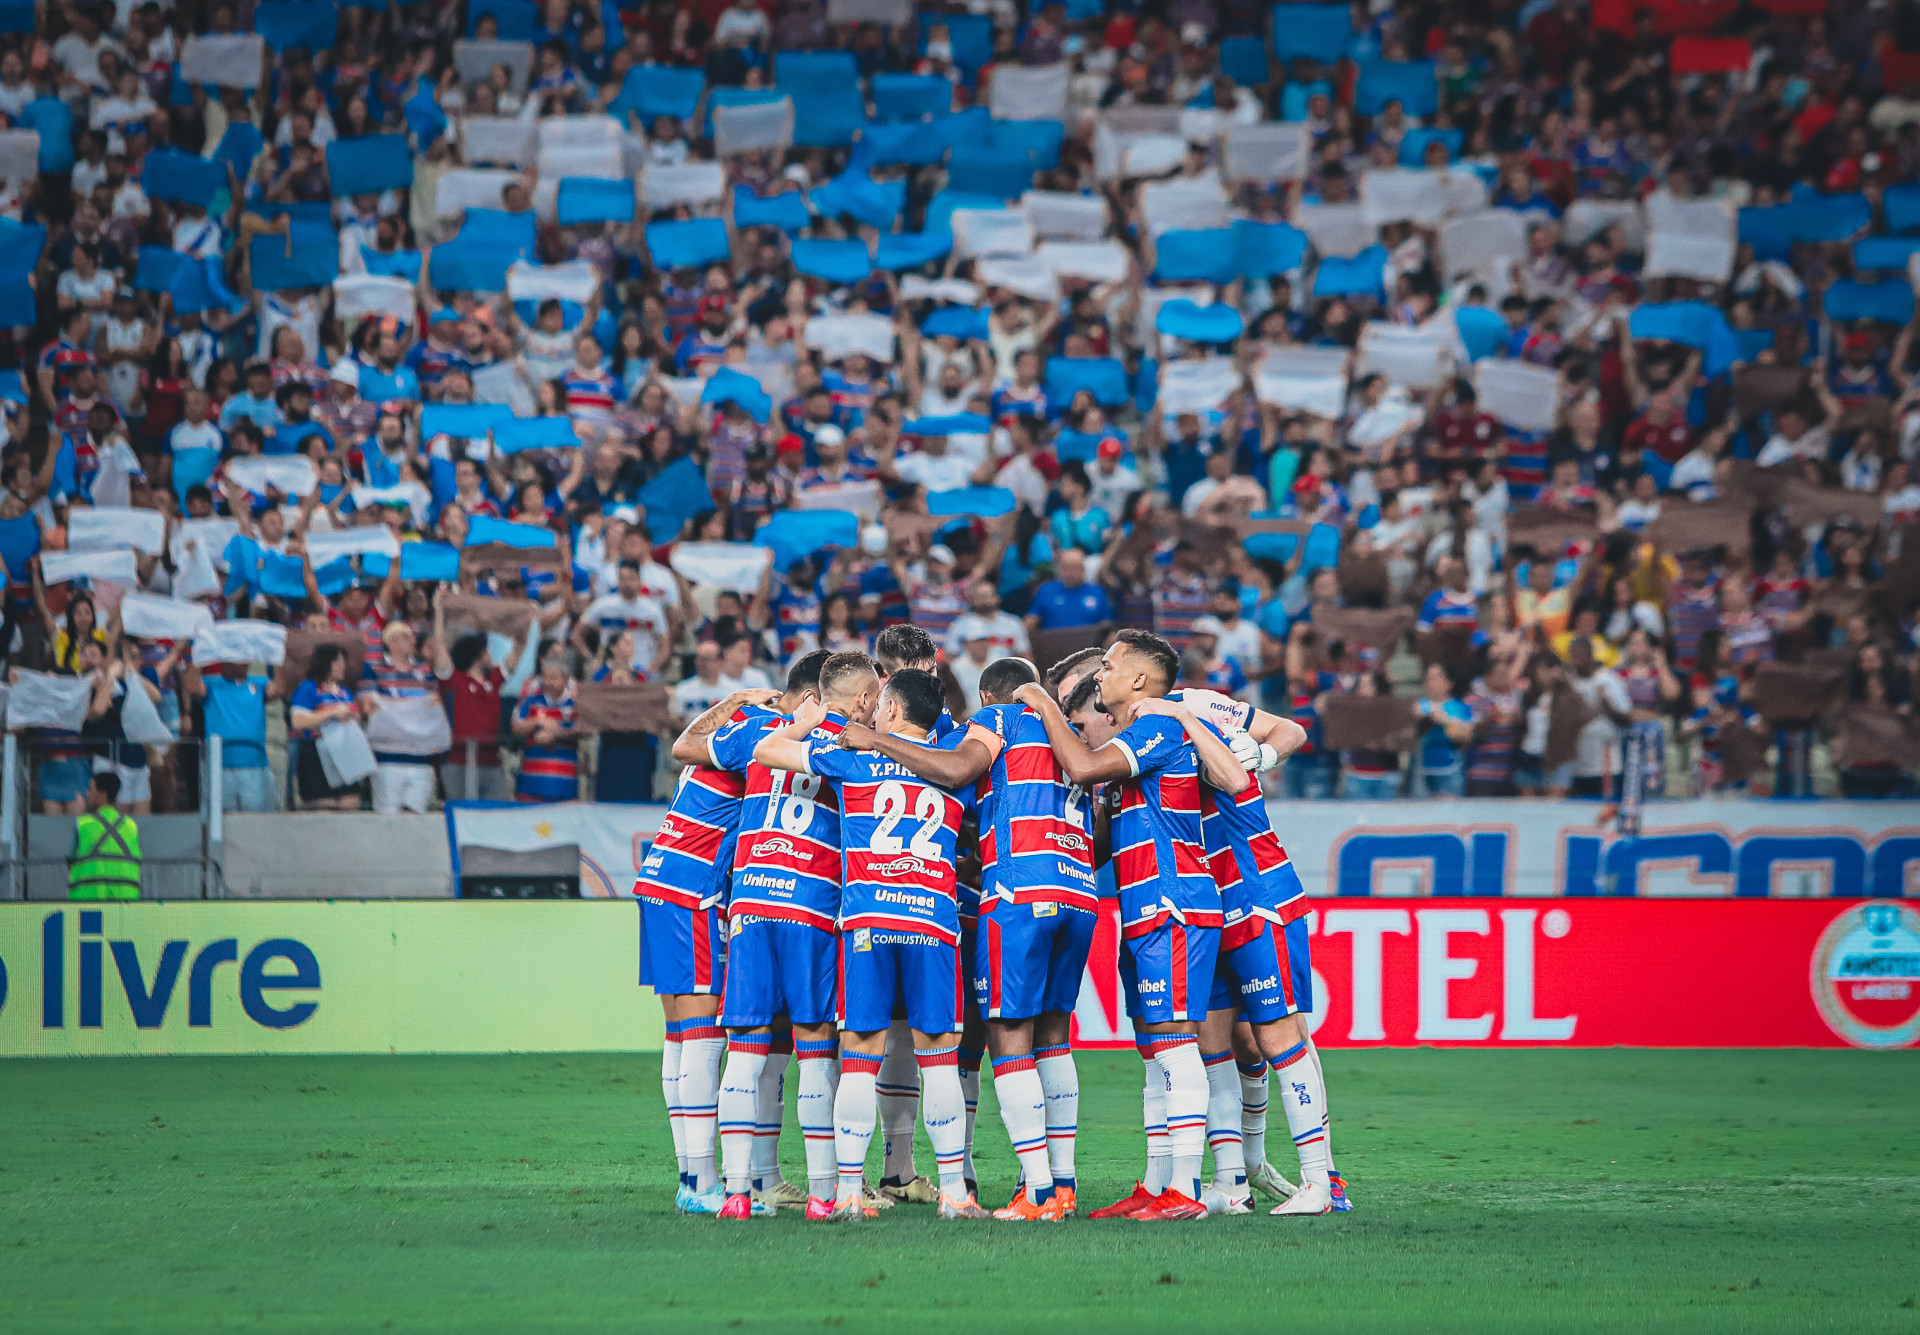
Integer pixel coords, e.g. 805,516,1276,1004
1053,1185,1077,1217
1087,1182,1158,1220
992,1187,1068,1222
1133,1189,1208,1221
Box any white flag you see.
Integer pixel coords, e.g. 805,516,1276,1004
39,549,138,587
304,527,402,563
334,273,419,324
1475,358,1560,433
179,33,265,89
804,313,896,365
435,168,523,218
1022,191,1107,241
669,542,775,592
0,130,39,185
6,671,94,731
68,506,167,554
119,592,217,641
1440,209,1531,278
988,63,1068,122
1223,123,1308,183
194,619,289,666
1295,203,1372,259
1157,358,1242,416
642,161,725,211
1358,322,1453,391
952,208,1034,257
714,98,795,157
226,455,319,498
1037,241,1131,283
461,116,536,167
506,260,602,304
1254,347,1349,419
1140,174,1229,236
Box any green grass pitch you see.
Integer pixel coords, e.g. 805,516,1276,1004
3,1050,1917,1333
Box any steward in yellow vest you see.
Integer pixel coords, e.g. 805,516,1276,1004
68,772,141,900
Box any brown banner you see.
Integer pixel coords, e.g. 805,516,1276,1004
1779,480,1883,530
1879,523,1920,609
1506,505,1600,557
272,631,368,695
1419,624,1480,669
1334,551,1391,603
1839,703,1920,770
572,681,675,734
1030,623,1110,675
1832,395,1894,437
438,593,537,637
1752,661,1848,724
1718,719,1770,786
1541,688,1594,771
1321,694,1418,752
1647,499,1753,558
460,542,568,575
1310,605,1416,653
1731,365,1808,419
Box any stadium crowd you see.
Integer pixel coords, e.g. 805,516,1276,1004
1,0,1918,815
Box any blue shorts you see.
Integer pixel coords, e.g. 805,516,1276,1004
975,901,1097,1021
1119,919,1219,1025
1210,917,1313,1023
840,927,962,1036
637,896,725,996
38,756,92,805
721,915,838,1028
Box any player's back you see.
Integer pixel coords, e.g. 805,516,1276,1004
816,738,965,945
969,702,1098,913
1109,711,1219,935
635,703,779,910
717,710,849,932
1186,714,1306,934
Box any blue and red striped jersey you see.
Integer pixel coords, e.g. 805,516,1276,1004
964,703,1098,916
803,732,965,945
513,687,578,799
634,703,779,910
1106,712,1220,939
715,709,848,931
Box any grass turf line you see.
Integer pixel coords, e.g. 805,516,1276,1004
1,1050,1916,1333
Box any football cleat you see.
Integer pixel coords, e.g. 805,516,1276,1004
1053,1185,1077,1217
832,1186,877,1221
682,1184,727,1216
1270,1182,1334,1216
1134,1189,1208,1221
992,1188,1067,1222
804,1195,836,1221
673,1183,695,1214
861,1183,895,1210
760,1178,809,1209
1328,1171,1354,1212
937,1191,992,1220
717,1192,754,1220
1201,1185,1253,1216
879,1174,941,1205
1248,1162,1298,1201
1088,1182,1159,1220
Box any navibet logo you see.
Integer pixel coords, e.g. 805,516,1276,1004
6,910,322,1031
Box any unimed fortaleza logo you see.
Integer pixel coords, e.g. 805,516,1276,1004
0,910,322,1032
1810,902,1920,1050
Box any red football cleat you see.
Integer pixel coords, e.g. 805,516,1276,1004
1134,1189,1208,1221
804,1196,836,1221
1087,1182,1159,1220
717,1192,753,1220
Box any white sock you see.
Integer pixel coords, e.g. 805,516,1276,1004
916,1047,968,1194
1151,1034,1207,1201
1138,1043,1170,1195
1238,1059,1270,1173
1273,1042,1331,1189
1034,1043,1078,1191
718,1038,768,1195
1308,1042,1339,1179
677,1021,725,1193
1204,1049,1245,1190
660,1030,685,1186
878,1020,920,1184
796,1039,840,1200
834,1053,881,1196
992,1055,1054,1205
751,1046,789,1191
958,1047,983,1184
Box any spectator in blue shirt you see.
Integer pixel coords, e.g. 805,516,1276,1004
1415,662,1476,797
1417,558,1481,632
1024,548,1113,637
219,362,282,433
182,662,279,813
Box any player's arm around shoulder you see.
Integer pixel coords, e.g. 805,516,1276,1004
1012,682,1134,786
752,698,828,773
1128,698,1250,795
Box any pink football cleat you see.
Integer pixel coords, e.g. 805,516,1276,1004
717,1193,753,1220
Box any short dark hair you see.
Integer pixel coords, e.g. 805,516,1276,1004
883,668,945,729
818,651,878,702
92,772,121,803
306,643,345,683
1062,674,1103,716
1112,628,1179,692
1044,646,1102,690
450,633,489,673
875,624,938,674
978,656,1037,703
786,648,831,695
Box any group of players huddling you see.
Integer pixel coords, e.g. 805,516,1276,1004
633,624,1350,1223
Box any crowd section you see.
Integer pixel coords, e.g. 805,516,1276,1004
0,0,1916,814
